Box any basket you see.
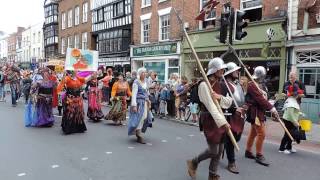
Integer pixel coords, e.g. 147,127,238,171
299,119,312,132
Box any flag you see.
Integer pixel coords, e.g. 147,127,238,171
195,0,219,21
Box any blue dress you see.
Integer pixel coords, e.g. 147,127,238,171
128,80,152,136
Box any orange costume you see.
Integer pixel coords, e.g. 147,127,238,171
105,81,132,124
57,75,87,134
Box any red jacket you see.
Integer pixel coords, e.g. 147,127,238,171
245,81,273,123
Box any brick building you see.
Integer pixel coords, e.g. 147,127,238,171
7,27,25,63
287,0,320,122
130,0,199,83
58,0,94,58
91,0,133,73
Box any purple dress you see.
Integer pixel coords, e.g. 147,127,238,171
33,81,55,127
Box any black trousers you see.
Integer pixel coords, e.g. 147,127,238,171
225,131,242,164
279,120,296,151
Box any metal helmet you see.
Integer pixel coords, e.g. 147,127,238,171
206,57,227,76
252,66,267,80
224,62,241,76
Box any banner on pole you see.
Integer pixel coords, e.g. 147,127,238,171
65,48,98,71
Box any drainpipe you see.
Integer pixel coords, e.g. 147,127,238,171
288,0,292,41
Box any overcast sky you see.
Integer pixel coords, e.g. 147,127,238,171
0,0,44,34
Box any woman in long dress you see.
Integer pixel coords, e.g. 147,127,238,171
105,73,131,125
128,68,153,144
87,74,104,122
29,68,56,127
57,70,95,134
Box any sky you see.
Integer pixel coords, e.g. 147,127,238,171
0,0,44,34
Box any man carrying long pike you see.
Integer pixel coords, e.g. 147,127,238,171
186,57,233,180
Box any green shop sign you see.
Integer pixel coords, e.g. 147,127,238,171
133,43,177,57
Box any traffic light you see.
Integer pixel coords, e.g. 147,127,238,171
219,12,230,43
234,10,248,40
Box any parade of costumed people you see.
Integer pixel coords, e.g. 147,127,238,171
105,73,132,125
25,68,56,127
187,57,233,180
57,70,95,134
87,73,104,122
127,67,153,144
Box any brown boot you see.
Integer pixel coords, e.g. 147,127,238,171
186,160,197,179
136,130,146,144
208,174,220,180
227,162,239,174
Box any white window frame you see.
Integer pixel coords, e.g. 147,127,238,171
83,2,88,23
74,34,80,49
140,13,152,44
74,6,80,26
158,0,167,3
141,19,151,44
61,12,66,30
240,0,263,11
141,0,151,8
67,36,73,48
200,0,217,21
61,38,66,54
82,32,88,50
159,14,170,41
68,9,73,28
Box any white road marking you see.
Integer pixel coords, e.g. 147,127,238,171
81,157,89,161
147,143,153,146
51,165,59,169
128,146,135,149
105,152,113,154
188,134,195,137
17,173,26,177
161,140,167,143
176,137,182,140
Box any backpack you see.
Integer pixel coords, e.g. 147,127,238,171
190,81,202,104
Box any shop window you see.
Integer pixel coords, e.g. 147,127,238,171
241,0,262,22
299,68,320,99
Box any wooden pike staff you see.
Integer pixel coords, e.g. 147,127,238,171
172,8,240,151
225,42,294,141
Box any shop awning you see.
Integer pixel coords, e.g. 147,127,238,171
298,0,317,10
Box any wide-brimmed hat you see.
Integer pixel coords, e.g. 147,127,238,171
224,62,241,76
207,57,227,76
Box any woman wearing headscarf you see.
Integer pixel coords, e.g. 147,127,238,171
128,68,153,144
57,70,95,134
105,73,131,125
87,73,104,122
27,68,57,127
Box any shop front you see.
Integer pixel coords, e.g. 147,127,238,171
130,42,181,84
288,36,320,123
98,56,131,74
182,18,287,95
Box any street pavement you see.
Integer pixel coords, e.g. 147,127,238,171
0,100,320,180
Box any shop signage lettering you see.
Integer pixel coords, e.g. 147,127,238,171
133,43,177,57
